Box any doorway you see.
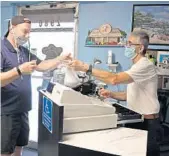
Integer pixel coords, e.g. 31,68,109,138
18,2,78,149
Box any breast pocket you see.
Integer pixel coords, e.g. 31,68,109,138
2,53,18,72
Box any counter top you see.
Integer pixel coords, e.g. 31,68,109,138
60,127,147,156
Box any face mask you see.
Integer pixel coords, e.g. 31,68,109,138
12,28,29,46
124,47,137,59
22,41,30,49
16,36,29,46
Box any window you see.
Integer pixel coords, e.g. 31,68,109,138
30,24,75,77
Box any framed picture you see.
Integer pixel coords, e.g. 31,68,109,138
157,51,169,63
162,76,169,90
132,4,169,45
146,49,169,66
146,49,158,65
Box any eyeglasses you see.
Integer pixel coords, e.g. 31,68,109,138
125,41,142,47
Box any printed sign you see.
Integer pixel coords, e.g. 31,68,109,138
42,96,53,133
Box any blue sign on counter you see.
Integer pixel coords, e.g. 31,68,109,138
42,96,53,133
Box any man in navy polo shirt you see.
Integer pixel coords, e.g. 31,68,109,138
1,16,71,156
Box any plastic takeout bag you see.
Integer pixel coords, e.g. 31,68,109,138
64,67,81,88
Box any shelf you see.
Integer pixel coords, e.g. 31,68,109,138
107,64,119,67
85,45,125,47
156,67,169,76
107,63,119,72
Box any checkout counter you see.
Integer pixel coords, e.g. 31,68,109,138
38,82,147,156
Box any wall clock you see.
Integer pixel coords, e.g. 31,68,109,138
99,24,112,34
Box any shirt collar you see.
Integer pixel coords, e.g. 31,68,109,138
3,37,20,53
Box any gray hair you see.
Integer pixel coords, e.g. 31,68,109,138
131,31,149,55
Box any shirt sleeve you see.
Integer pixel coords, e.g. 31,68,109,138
125,62,156,83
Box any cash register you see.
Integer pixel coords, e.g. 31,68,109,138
38,81,145,156
45,81,143,133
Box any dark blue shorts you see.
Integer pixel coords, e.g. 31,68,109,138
1,112,29,154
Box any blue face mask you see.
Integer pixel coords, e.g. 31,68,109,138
124,47,137,59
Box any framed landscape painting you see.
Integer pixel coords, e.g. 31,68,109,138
132,4,169,45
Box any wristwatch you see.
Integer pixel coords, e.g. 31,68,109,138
86,64,92,76
16,66,23,80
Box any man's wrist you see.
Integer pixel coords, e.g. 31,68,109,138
54,57,64,67
56,56,62,62
15,66,23,79
14,67,19,76
82,63,89,72
109,91,114,98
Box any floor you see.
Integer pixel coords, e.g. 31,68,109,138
23,148,169,156
23,148,37,156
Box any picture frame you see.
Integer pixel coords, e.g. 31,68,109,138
146,49,158,65
162,76,169,90
157,51,169,64
131,4,169,45
146,49,169,66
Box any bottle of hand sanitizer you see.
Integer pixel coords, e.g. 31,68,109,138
108,50,112,64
